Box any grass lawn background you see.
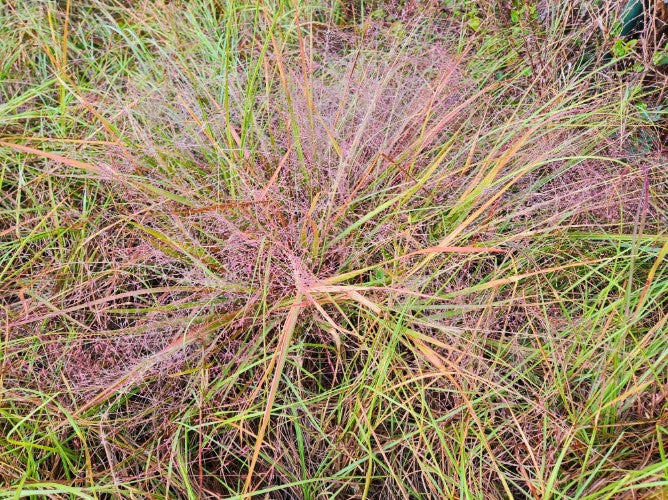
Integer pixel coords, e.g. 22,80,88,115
0,1,667,497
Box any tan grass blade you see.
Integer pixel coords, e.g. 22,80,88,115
242,294,303,497
0,140,103,175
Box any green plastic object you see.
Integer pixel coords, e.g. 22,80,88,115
621,0,646,37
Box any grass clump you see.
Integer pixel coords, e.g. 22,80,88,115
0,0,667,498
